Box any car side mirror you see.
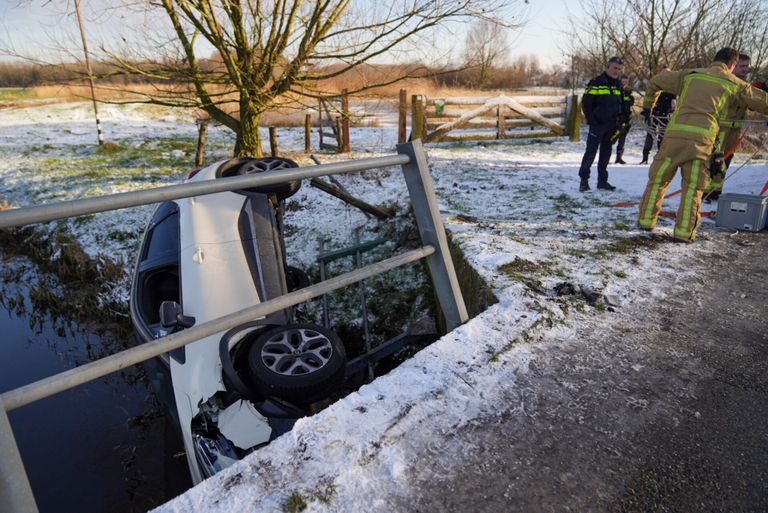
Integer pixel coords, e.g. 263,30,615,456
160,301,196,329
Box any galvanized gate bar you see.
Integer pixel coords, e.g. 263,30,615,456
0,154,410,229
0,405,38,513
0,245,434,412
397,140,468,330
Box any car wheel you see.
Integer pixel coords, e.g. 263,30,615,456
247,323,346,405
218,157,301,200
286,266,311,292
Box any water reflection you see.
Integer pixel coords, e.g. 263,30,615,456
0,255,190,513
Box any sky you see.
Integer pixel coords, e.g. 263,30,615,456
0,0,573,68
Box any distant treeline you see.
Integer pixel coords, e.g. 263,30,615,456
0,58,571,92
0,61,170,88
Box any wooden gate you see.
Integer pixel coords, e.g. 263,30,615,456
318,90,351,153
409,93,580,143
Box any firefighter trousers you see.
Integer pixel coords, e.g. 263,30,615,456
637,137,712,241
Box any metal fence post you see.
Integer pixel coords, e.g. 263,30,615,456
397,140,468,330
0,404,39,513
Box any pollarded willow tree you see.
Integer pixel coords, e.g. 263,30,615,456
106,0,526,156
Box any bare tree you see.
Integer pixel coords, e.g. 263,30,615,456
463,19,509,89
93,0,526,157
567,0,732,83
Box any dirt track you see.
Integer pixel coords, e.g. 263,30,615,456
398,230,768,513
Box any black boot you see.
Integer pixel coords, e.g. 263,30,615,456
579,180,590,192
597,181,616,191
615,157,627,164
639,155,648,165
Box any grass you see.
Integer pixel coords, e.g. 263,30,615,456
549,193,584,212
0,87,32,101
606,235,659,254
499,256,543,276
282,491,307,513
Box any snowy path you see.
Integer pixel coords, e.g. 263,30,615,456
155,230,768,513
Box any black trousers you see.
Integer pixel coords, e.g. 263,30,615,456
615,123,630,158
642,119,668,159
579,123,615,184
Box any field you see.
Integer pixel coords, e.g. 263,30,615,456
2,93,768,512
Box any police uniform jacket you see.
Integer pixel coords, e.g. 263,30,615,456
581,72,624,128
651,92,675,118
643,62,768,151
620,88,636,124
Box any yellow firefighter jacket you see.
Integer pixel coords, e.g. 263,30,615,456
643,62,768,152
718,95,747,154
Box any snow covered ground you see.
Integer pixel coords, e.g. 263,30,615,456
1,99,767,512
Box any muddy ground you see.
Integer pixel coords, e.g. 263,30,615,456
397,230,768,513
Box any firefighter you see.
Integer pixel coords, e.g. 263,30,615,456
614,77,637,164
578,56,625,192
640,90,675,164
707,53,752,201
637,47,768,242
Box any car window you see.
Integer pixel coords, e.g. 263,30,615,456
142,202,180,263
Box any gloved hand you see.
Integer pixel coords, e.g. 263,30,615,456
640,108,651,122
609,129,622,143
709,151,724,179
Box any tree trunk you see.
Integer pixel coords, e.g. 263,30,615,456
235,105,263,157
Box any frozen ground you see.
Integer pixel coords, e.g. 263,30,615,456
1,100,767,512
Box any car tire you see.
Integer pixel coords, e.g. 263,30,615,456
286,266,311,292
217,157,301,200
247,323,346,405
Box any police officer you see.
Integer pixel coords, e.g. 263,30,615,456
614,77,636,164
637,48,768,242
708,53,751,201
640,90,675,164
578,56,624,192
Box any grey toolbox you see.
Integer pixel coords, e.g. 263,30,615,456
715,193,768,231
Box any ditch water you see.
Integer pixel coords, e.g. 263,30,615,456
0,255,191,513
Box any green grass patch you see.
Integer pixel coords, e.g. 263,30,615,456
606,235,659,254
549,193,584,211
500,256,542,275
0,87,32,101
282,491,307,513
613,221,631,230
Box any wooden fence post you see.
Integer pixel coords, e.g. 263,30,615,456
398,88,407,144
496,106,506,139
335,117,343,153
411,94,425,141
341,90,351,153
269,126,279,157
304,113,312,153
318,99,324,149
566,94,581,142
195,119,208,166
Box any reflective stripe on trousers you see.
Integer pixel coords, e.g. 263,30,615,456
638,140,710,240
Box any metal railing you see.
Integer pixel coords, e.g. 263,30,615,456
0,140,468,513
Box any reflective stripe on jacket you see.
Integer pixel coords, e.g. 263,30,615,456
717,96,747,153
581,72,623,127
643,62,768,149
